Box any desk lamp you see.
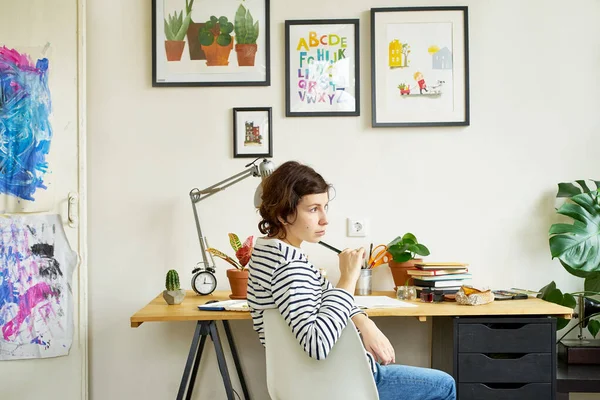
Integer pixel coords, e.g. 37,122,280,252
189,158,275,295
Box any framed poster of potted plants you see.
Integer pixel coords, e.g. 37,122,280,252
152,0,270,86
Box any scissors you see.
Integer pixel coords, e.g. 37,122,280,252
368,244,392,269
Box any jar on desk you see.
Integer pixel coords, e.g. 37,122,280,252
397,285,417,301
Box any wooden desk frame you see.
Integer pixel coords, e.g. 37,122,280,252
131,291,573,400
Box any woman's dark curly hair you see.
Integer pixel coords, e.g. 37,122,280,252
258,161,330,239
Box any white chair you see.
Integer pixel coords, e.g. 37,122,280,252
262,309,379,400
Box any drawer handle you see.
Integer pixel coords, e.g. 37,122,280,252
480,383,530,390
483,323,527,329
483,353,527,360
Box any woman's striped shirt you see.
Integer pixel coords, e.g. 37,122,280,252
247,237,376,373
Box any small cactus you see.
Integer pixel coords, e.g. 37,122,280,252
165,269,181,291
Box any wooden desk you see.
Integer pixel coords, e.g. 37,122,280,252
131,290,572,326
130,291,573,400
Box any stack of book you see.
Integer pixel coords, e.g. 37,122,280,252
408,262,471,295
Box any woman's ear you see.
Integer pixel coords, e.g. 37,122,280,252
277,216,287,225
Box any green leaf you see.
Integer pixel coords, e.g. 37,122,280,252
538,281,556,299
216,33,232,46
557,182,583,198
585,273,600,293
199,30,214,46
557,318,570,330
245,10,254,43
164,19,174,40
387,236,403,247
250,21,259,43
545,288,564,305
589,319,600,338
393,252,412,263
174,12,192,41
562,293,577,309
549,191,600,276
576,180,592,194
413,243,430,256
402,233,417,243
234,5,248,44
228,233,242,251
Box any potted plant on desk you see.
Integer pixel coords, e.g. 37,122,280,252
538,180,600,344
208,233,254,299
387,233,430,289
163,269,186,305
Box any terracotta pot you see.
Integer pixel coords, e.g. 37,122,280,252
235,43,258,66
201,41,234,66
164,40,186,61
388,258,423,290
227,268,249,299
186,22,206,60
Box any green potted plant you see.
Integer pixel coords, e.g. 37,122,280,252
539,180,600,340
164,7,193,61
233,4,259,66
163,269,186,305
207,233,254,299
198,15,234,66
387,233,430,289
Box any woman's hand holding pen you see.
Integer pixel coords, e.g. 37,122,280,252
336,247,365,293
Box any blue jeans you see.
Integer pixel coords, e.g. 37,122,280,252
374,362,456,400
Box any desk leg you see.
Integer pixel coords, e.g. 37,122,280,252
177,321,207,400
223,320,250,400
186,332,208,400
209,321,235,400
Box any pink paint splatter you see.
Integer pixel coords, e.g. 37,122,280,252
2,282,59,341
0,46,36,71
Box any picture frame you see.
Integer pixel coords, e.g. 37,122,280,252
152,0,270,87
285,19,360,117
233,107,273,158
371,7,470,127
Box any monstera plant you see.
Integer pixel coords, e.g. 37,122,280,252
539,180,600,338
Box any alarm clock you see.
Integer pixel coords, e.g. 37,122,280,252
191,269,217,295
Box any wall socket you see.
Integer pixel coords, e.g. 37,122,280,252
347,218,368,237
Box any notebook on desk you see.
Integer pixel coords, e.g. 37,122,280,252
198,300,250,311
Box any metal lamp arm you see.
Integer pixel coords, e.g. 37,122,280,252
189,164,259,271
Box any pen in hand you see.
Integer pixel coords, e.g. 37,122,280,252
318,241,342,254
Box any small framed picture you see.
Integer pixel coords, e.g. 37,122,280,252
285,19,360,117
152,0,270,87
371,7,470,127
233,107,272,158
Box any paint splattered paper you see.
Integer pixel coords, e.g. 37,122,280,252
0,214,77,360
0,46,54,212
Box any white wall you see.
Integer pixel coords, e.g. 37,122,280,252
87,0,600,399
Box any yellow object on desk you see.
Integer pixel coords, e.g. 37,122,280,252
367,244,392,269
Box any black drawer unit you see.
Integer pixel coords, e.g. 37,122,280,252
432,316,557,400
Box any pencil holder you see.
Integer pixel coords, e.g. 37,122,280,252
355,269,372,296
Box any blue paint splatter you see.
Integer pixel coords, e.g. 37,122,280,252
0,46,52,201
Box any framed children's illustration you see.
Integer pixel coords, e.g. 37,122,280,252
285,19,360,117
371,7,470,127
233,107,272,158
152,0,270,87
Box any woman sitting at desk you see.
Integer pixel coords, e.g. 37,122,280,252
247,161,456,400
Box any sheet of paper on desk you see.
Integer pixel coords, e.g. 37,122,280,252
354,296,417,309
